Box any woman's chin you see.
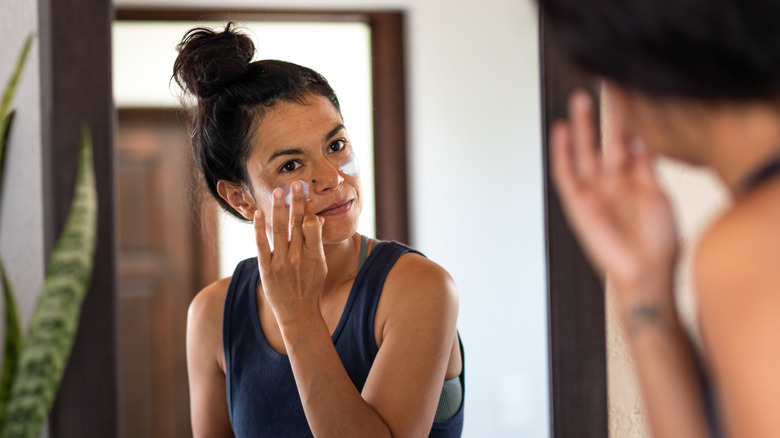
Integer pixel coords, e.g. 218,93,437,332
320,221,360,245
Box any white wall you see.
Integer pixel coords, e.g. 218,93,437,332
0,2,46,437
114,1,548,436
0,1,45,331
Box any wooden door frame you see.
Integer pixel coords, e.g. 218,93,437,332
539,10,609,438
40,0,118,436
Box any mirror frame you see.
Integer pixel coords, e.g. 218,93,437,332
540,10,609,438
40,0,117,435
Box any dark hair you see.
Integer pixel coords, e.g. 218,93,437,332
537,0,780,101
173,22,341,220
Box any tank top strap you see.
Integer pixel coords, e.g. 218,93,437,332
331,240,424,363
358,234,369,271
738,153,780,194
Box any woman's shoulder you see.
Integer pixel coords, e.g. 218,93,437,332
188,277,232,333
372,244,459,348
189,258,256,321
694,183,780,323
695,182,780,271
187,277,233,372
379,245,458,314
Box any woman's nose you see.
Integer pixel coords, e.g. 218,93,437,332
310,158,343,193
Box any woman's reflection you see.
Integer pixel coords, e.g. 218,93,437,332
175,23,464,437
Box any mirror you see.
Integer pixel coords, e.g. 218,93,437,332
112,3,548,437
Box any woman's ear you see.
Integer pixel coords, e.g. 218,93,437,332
216,180,257,220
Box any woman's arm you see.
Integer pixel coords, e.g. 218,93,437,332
253,183,458,438
695,203,780,437
276,266,457,438
187,278,234,438
551,90,709,438
360,253,459,436
617,277,710,438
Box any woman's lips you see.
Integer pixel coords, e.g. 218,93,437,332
316,199,353,216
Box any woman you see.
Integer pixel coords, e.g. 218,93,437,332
538,0,780,436
174,24,464,437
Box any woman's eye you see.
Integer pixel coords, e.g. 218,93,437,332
281,161,301,173
329,139,346,153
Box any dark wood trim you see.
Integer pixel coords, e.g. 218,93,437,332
39,0,118,436
116,8,369,23
540,11,608,438
368,13,409,243
115,8,410,243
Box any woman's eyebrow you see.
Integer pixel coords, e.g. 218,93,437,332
323,124,346,142
267,147,304,165
266,124,345,164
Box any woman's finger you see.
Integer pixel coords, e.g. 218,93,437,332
551,121,580,205
570,90,601,181
630,139,660,190
271,187,288,258
254,209,272,268
603,102,632,176
302,214,324,252
288,181,306,252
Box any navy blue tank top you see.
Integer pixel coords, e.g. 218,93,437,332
223,240,465,437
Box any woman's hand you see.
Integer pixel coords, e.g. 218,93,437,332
551,91,679,305
254,181,327,325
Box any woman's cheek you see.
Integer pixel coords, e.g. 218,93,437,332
338,154,359,177
280,180,310,206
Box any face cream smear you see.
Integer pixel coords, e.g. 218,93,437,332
280,180,310,206
339,154,359,177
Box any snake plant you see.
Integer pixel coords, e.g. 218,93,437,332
0,34,98,438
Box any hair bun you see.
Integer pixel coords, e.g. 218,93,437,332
173,22,255,99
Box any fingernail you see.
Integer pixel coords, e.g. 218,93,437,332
574,92,592,110
630,137,646,155
292,181,302,193
273,188,283,199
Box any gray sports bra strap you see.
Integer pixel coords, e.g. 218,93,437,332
358,234,370,271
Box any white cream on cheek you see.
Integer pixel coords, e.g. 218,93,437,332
338,154,359,177
275,180,310,206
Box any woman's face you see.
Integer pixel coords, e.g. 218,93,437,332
243,93,363,245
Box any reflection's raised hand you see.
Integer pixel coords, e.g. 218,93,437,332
551,90,679,306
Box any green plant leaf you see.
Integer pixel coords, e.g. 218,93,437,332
0,256,24,431
0,33,34,122
0,111,16,193
1,126,97,438
0,32,34,191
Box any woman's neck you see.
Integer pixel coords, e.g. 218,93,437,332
698,102,780,196
321,232,362,294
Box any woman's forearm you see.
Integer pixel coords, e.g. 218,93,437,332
279,308,392,438
620,281,710,438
